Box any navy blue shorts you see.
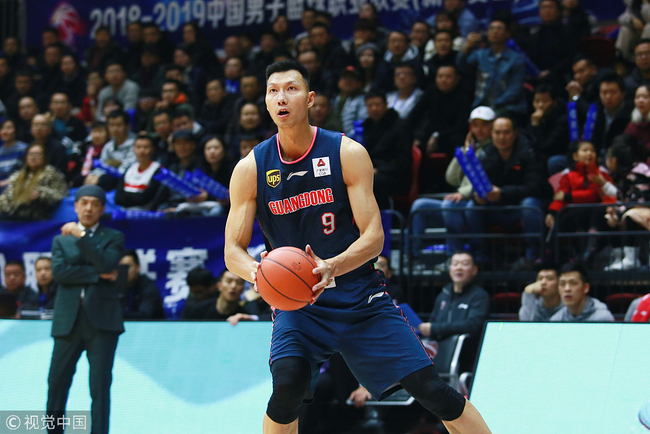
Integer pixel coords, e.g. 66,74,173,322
269,272,433,400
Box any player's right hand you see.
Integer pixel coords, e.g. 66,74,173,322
251,251,267,292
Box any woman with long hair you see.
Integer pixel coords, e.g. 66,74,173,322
0,143,67,220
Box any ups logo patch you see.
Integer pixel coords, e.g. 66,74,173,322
266,169,281,188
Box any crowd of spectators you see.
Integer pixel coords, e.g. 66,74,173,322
1,0,650,323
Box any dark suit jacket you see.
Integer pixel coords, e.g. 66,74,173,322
51,225,125,337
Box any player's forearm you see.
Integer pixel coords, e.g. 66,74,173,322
326,225,384,277
224,245,257,284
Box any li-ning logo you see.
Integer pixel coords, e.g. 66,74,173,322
287,171,308,180
266,169,281,187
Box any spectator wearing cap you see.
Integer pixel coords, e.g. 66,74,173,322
524,83,570,174
132,44,164,91
309,23,349,81
152,129,200,212
409,64,472,156
114,134,161,211
522,0,579,88
96,61,140,117
550,262,614,322
198,79,237,137
332,66,368,138
374,30,424,93
408,106,494,258
386,63,424,119
362,89,412,209
47,184,125,434
458,18,527,117
85,109,137,191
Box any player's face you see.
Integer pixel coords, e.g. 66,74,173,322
558,271,589,309
449,253,477,286
218,271,245,301
266,70,314,128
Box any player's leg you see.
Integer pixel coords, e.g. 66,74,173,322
400,366,492,434
264,356,312,434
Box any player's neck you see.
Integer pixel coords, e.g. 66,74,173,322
277,124,316,162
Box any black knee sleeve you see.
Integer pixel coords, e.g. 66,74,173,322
401,366,466,421
266,357,312,425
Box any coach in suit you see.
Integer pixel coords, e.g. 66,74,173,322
47,185,125,434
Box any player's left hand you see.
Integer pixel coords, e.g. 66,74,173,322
305,244,330,305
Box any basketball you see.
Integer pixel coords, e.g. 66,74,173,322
257,247,319,311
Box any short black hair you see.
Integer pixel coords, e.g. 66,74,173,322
310,22,330,33
636,38,650,50
607,135,635,174
152,109,171,120
535,261,558,275
35,256,51,264
572,53,596,67
90,120,108,130
42,26,58,36
450,250,475,265
364,88,386,102
122,249,140,265
14,68,33,79
266,59,310,88
534,83,558,99
103,96,124,110
186,266,215,287
134,133,155,147
5,260,25,271
434,29,453,39
600,73,625,93
559,261,590,284
106,109,130,125
494,115,518,130
172,105,195,120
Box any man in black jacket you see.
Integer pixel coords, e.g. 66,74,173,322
362,89,412,209
119,250,165,319
591,74,634,156
410,64,472,156
419,251,489,341
460,117,552,268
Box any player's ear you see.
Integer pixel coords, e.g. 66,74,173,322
307,91,315,108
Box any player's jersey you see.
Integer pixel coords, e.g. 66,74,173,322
254,127,377,310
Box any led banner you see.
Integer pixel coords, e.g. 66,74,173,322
24,0,623,61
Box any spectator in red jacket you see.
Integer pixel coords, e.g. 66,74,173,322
546,140,616,260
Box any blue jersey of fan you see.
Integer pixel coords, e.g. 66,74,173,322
254,127,376,309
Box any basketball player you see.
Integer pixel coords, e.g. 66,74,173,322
224,59,492,434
